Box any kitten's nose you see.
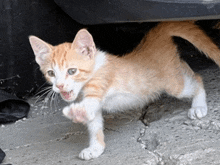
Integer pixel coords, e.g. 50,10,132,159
56,84,64,90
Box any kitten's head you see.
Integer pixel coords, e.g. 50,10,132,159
29,29,97,102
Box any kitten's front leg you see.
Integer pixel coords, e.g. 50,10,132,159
79,111,105,160
62,98,105,160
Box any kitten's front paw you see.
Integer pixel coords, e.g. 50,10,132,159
62,106,73,120
79,145,105,160
62,103,95,124
188,106,207,119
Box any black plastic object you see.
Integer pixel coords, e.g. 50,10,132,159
0,148,5,164
54,0,220,25
0,90,30,124
0,148,12,165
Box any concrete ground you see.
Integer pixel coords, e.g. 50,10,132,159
1,64,220,165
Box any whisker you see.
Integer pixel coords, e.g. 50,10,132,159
33,85,61,112
34,86,52,97
41,90,53,109
54,92,59,110
34,89,51,105
53,92,58,110
50,91,55,109
34,81,49,93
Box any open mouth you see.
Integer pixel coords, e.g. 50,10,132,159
60,90,74,101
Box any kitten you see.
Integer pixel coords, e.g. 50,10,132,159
29,21,220,160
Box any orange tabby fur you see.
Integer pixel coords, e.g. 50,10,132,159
29,21,220,160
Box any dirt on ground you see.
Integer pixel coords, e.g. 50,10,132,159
1,64,220,165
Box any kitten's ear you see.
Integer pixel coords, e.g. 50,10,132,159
29,36,53,65
72,29,96,60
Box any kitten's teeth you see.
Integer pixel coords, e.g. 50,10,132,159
60,90,75,102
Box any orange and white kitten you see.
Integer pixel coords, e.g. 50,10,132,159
29,21,220,160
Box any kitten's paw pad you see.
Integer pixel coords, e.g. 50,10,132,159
63,103,95,124
62,104,87,123
79,146,104,160
69,104,88,124
188,106,207,119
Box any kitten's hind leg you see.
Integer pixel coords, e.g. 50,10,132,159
187,75,207,119
188,86,207,119
179,73,208,119
165,61,208,119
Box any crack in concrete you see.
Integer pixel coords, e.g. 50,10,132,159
137,126,160,151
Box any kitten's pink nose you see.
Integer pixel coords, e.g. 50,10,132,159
56,84,64,90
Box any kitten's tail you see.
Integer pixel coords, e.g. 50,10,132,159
162,21,220,66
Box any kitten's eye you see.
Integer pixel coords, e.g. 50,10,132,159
68,68,77,75
47,70,55,77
